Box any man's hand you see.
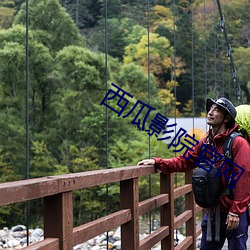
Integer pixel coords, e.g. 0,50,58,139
137,159,155,166
226,213,240,230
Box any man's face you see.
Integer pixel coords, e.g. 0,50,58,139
207,104,225,127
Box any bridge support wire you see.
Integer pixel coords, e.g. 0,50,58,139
216,0,242,104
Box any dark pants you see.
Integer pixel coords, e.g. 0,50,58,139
200,211,249,250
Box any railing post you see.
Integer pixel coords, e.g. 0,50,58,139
185,171,196,250
120,178,139,250
44,192,73,250
160,173,174,250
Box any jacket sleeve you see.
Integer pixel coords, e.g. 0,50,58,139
153,140,203,174
229,136,250,215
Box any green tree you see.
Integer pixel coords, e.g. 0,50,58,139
234,46,250,102
87,17,137,60
14,0,84,52
61,0,101,28
116,63,165,111
0,6,15,29
30,141,57,177
0,25,55,132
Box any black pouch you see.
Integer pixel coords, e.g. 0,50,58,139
192,163,221,208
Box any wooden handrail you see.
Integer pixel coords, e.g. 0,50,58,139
0,165,203,250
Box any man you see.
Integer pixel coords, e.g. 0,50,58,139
138,97,250,250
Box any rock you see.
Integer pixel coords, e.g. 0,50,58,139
12,231,25,238
0,224,188,249
14,245,23,249
11,226,26,232
113,240,121,249
87,238,94,245
73,243,87,249
107,231,114,237
108,236,116,243
0,230,7,238
30,228,43,238
20,237,27,245
7,239,20,247
95,234,106,243
91,245,101,250
100,240,108,246
113,227,120,240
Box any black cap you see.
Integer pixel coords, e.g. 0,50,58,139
206,97,237,119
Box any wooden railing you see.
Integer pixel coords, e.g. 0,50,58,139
0,165,203,250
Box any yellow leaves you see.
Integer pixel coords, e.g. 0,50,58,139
174,56,186,77
200,112,207,118
148,5,174,32
152,5,173,19
124,31,186,85
158,85,181,117
166,80,180,91
124,33,173,75
158,88,174,105
183,99,193,115
188,127,206,141
0,7,15,29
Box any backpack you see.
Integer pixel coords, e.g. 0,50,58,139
191,132,241,242
235,105,250,142
236,105,250,225
192,132,241,208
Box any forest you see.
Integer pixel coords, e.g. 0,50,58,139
0,0,249,228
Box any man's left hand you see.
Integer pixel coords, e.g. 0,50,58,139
226,213,240,230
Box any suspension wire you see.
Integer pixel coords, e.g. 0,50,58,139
204,0,208,133
222,55,225,96
217,26,223,96
104,0,109,247
203,0,207,99
147,0,152,234
213,0,217,96
76,0,79,27
172,0,179,245
191,0,195,133
25,0,30,245
172,0,177,185
219,35,225,96
216,0,242,104
228,64,231,100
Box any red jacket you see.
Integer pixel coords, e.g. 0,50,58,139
154,124,250,216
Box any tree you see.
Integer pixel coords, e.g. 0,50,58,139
14,0,84,52
86,17,138,60
234,46,250,102
148,5,174,32
116,62,165,111
0,25,55,132
123,31,185,115
47,46,108,166
0,6,15,29
61,0,101,29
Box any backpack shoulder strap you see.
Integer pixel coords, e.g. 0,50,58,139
223,132,242,159
222,132,242,200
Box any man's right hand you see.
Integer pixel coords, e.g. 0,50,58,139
137,159,155,166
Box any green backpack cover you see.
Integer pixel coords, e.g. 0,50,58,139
235,105,250,139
